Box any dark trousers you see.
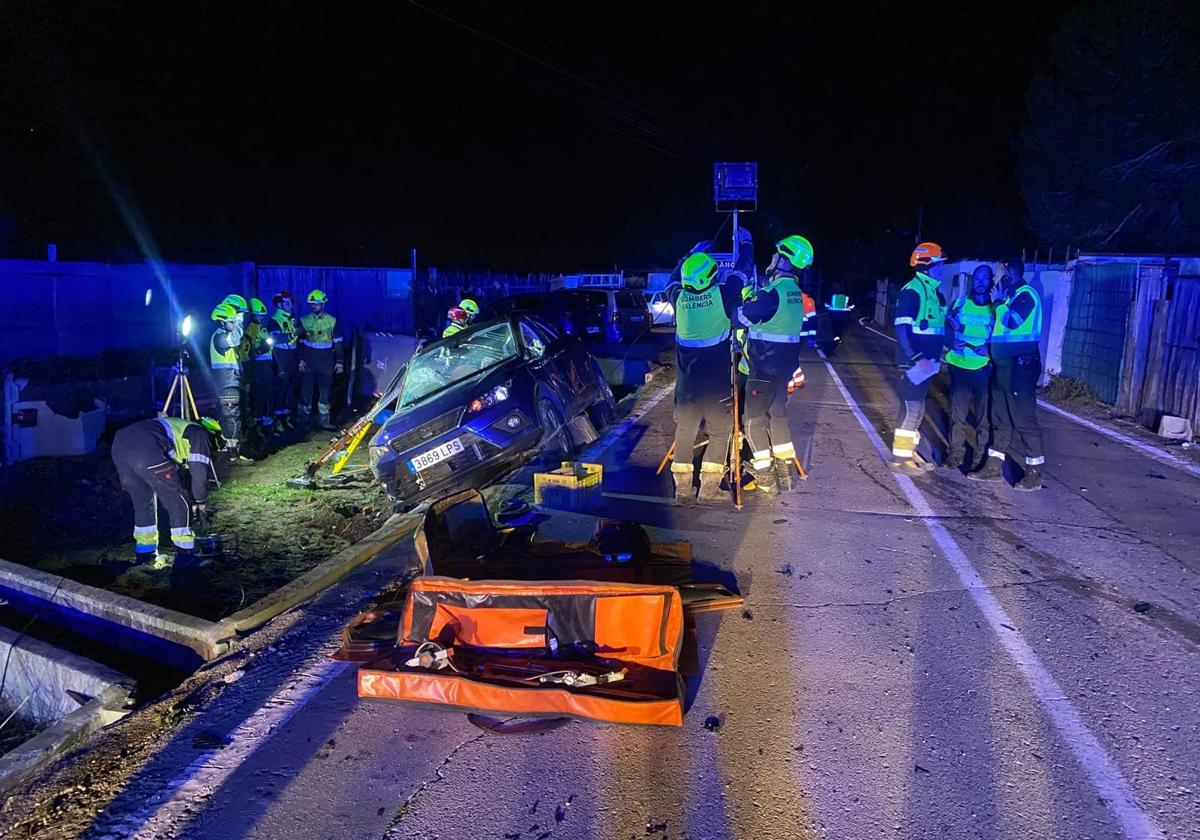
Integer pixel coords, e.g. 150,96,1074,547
216,386,242,443
252,358,275,422
274,352,298,417
673,394,732,472
948,364,991,458
300,352,334,419
743,375,793,464
112,429,194,555
990,353,1044,465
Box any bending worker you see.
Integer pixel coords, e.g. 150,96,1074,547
970,260,1045,491
298,289,344,431
269,291,299,430
737,235,814,492
890,241,948,475
943,264,995,471
111,415,222,568
670,249,741,503
209,301,250,462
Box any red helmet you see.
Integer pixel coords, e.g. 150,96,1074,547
910,242,945,268
447,306,470,325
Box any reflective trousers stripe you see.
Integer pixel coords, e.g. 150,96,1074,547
893,429,917,458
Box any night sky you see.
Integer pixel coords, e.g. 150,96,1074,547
0,1,1079,276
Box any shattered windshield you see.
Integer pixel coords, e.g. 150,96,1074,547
400,321,518,407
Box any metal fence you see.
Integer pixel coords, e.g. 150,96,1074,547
1059,261,1137,404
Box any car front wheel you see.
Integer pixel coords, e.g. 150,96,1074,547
537,397,570,460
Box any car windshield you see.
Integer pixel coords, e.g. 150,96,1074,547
399,321,518,407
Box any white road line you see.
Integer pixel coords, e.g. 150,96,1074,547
853,320,1200,481
580,381,673,462
1036,399,1200,480
818,351,1164,840
856,316,897,344
106,654,349,839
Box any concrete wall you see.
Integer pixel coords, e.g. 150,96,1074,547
0,625,132,727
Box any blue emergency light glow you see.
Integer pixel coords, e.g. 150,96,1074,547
180,315,193,337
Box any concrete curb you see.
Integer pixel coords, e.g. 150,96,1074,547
222,510,423,634
0,558,232,662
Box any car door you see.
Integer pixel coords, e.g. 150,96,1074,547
518,317,573,403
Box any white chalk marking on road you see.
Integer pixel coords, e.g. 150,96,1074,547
580,381,673,462
108,654,350,840
1036,399,1200,480
856,316,897,344
853,319,1200,481
818,350,1165,840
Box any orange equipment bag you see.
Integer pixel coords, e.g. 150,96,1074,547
356,576,686,726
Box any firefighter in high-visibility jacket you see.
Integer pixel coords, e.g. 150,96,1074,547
209,302,251,462
970,259,1045,490
943,264,996,471
269,291,299,429
247,297,276,434
737,235,814,491
890,242,948,475
298,289,344,431
111,416,221,567
670,251,742,503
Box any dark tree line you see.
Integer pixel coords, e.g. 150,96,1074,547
1018,0,1200,253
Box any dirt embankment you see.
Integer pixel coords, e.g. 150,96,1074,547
0,430,389,621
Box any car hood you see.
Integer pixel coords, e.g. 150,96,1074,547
377,360,521,441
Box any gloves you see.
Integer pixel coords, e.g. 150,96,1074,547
298,359,308,373
334,363,344,375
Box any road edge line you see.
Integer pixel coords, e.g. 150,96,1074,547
818,350,1165,840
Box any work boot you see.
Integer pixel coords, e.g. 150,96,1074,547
671,467,694,503
317,414,336,432
224,442,255,465
751,463,779,493
172,550,213,570
968,456,1005,483
889,457,934,476
1013,466,1043,492
942,450,965,471
697,470,725,503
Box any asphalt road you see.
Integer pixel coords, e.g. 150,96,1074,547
83,323,1200,840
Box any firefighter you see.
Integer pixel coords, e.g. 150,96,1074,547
825,283,854,345
737,235,814,492
943,264,996,471
112,415,222,568
247,298,276,434
298,289,344,431
970,260,1045,490
890,242,948,475
209,302,251,462
269,291,299,430
443,305,471,338
459,298,480,324
670,250,742,503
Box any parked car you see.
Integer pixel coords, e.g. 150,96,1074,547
643,287,677,326
368,314,615,508
482,292,604,344
484,289,651,344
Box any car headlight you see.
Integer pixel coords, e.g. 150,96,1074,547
369,444,391,467
468,384,510,413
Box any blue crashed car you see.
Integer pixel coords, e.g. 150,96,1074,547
369,313,615,507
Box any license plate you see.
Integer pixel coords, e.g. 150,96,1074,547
409,437,465,472
586,326,601,334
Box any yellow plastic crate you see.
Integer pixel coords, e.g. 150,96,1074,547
533,462,604,511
